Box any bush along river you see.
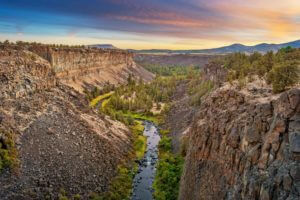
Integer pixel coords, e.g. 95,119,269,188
131,121,161,200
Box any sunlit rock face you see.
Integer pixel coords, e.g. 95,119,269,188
180,81,300,200
30,46,154,91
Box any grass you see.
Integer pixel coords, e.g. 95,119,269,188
131,120,145,133
131,120,147,160
135,135,147,160
123,111,161,125
101,98,111,109
89,91,114,107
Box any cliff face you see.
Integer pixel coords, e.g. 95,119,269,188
30,46,154,91
0,49,56,98
179,81,300,199
0,48,135,199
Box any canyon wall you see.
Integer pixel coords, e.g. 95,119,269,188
30,46,154,91
180,80,300,199
0,47,137,199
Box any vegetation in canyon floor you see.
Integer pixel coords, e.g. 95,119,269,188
143,64,200,77
89,91,114,107
84,82,116,103
91,120,146,200
89,74,177,126
85,64,207,199
153,129,184,200
0,129,18,174
132,121,147,160
86,72,187,199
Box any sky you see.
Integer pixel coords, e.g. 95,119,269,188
0,0,299,49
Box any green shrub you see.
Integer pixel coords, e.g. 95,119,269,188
127,116,135,126
153,154,184,200
158,136,172,152
0,129,18,173
154,129,184,200
267,61,299,93
142,64,200,77
58,195,68,200
58,188,68,200
160,129,170,137
96,165,137,200
73,194,81,200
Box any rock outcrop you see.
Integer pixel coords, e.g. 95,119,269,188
29,46,154,91
202,61,227,86
179,81,300,199
0,48,138,199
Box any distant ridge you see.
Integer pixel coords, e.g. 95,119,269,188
88,44,118,49
130,39,300,54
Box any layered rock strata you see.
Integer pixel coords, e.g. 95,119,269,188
30,46,154,91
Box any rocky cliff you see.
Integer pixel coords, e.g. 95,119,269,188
179,80,300,199
0,47,142,199
29,46,154,91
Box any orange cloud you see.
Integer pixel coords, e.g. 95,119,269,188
112,15,207,28
211,1,300,39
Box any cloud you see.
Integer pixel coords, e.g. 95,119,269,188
210,1,300,39
0,0,299,48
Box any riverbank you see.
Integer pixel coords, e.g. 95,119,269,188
153,129,184,200
132,121,160,200
93,119,147,200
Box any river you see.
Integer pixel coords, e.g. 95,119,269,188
131,121,161,200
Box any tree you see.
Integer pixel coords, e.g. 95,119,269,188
267,61,299,93
279,46,293,53
3,40,9,45
262,51,275,72
127,74,135,86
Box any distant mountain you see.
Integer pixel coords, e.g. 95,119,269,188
131,39,300,54
89,44,118,49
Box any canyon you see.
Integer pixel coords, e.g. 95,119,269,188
0,43,299,200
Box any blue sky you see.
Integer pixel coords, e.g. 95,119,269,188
0,0,299,49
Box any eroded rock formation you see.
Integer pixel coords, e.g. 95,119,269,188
180,81,300,199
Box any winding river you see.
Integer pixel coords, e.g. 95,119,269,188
131,121,161,200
